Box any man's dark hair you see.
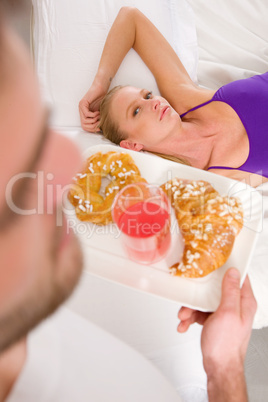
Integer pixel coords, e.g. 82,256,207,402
0,0,31,45
0,0,31,89
0,0,30,15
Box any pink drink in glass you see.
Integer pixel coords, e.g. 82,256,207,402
112,183,171,264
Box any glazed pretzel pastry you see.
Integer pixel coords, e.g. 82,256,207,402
68,151,146,225
161,178,243,278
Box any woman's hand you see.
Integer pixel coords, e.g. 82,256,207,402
79,81,108,132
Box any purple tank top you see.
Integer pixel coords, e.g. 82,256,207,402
180,73,268,178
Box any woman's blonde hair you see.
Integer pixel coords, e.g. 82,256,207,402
98,85,191,167
146,151,191,166
98,85,126,144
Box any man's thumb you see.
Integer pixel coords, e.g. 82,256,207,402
220,268,241,313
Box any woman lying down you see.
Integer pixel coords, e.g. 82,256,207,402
79,7,268,189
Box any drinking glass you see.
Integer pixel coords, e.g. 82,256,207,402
112,182,171,264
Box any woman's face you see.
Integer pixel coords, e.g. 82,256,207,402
109,86,181,151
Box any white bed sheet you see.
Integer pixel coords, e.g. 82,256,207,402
188,0,268,89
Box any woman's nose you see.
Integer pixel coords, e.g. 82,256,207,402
150,99,161,111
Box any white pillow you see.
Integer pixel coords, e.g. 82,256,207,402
31,0,198,128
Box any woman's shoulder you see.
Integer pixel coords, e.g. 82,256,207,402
170,83,216,116
213,73,268,104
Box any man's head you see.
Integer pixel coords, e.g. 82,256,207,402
0,6,83,352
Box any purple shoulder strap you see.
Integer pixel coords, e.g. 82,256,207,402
207,166,236,171
180,99,214,118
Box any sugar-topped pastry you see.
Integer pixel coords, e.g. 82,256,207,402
161,179,243,278
68,151,146,225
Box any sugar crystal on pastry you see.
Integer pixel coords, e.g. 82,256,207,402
161,178,243,278
68,151,147,225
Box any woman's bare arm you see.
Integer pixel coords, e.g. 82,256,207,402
80,7,205,131
96,7,194,92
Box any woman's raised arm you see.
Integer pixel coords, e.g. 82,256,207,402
79,7,196,132
98,7,194,91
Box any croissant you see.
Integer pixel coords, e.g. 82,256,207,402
68,151,146,225
161,179,243,278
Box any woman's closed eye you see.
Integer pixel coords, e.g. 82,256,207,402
133,91,153,116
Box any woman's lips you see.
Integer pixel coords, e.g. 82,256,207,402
160,106,170,120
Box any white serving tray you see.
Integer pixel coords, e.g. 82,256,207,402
66,144,263,311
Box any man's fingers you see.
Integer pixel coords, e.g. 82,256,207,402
177,312,198,332
177,307,196,332
178,307,210,324
178,306,195,320
177,320,191,333
178,307,211,332
219,268,241,314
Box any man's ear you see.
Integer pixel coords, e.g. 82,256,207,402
120,140,144,152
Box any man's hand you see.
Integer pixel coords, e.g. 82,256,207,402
178,268,257,374
178,268,257,401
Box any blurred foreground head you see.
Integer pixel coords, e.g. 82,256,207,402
0,1,83,353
